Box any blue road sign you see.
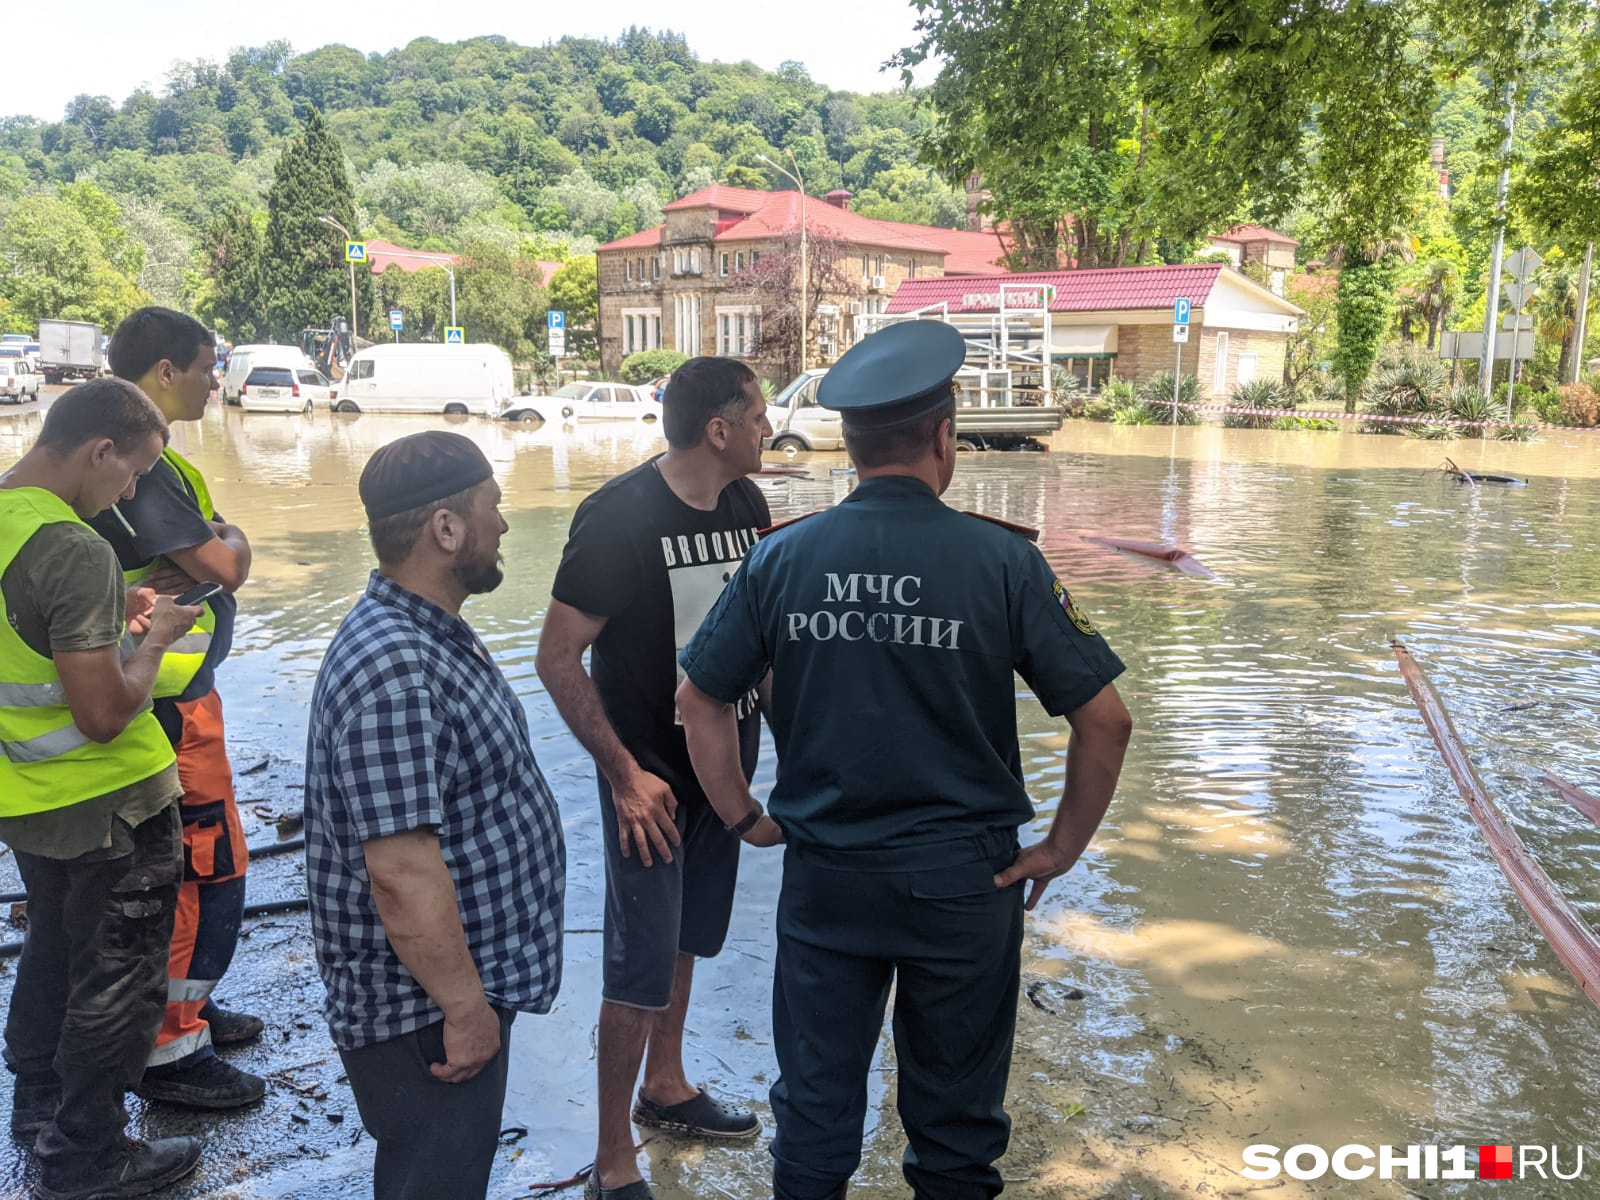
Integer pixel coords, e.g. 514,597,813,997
1174,297,1191,325
345,241,368,264
548,310,565,330
444,326,464,345
389,309,403,331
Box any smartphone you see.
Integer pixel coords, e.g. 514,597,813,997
175,582,224,607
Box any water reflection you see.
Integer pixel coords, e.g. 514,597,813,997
8,404,1600,1195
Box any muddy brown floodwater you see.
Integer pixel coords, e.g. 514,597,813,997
3,399,1600,1199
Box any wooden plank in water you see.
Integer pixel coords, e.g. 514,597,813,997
1393,642,1600,1011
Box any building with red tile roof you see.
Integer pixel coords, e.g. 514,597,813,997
365,239,459,275
595,186,1011,375
1204,226,1300,290
888,264,1303,395
366,240,565,289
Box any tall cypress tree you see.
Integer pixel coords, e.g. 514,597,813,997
260,107,368,341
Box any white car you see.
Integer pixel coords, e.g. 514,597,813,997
0,358,42,403
504,382,662,424
238,366,334,413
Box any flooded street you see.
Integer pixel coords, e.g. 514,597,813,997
4,402,1600,1198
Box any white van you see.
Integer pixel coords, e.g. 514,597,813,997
224,345,313,404
335,343,513,419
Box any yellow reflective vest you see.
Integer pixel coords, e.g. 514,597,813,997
123,449,217,700
0,488,175,818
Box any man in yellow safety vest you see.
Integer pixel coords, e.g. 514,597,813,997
86,307,266,1111
0,379,207,1200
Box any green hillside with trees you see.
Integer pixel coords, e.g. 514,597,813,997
0,29,962,362
0,19,1594,408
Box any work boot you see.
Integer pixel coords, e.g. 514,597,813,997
34,1134,202,1200
133,1055,266,1110
200,1002,264,1047
10,1076,60,1141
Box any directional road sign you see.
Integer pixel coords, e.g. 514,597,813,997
1173,323,1190,344
1504,247,1543,282
444,327,464,345
389,309,404,331
345,241,368,264
548,310,565,330
1174,297,1191,325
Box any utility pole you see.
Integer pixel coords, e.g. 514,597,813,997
1478,82,1516,400
1572,242,1594,385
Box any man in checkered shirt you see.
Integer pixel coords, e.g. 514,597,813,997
303,432,565,1200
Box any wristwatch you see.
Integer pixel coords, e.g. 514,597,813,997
727,802,765,837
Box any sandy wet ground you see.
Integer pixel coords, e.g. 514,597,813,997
2,399,1600,1198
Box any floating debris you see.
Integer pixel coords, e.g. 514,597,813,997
1542,773,1600,829
1024,976,1086,1016
1392,642,1600,1011
1084,536,1217,578
1442,457,1527,487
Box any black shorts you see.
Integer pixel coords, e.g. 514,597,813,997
597,774,742,1010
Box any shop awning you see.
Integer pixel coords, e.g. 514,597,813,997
1051,324,1118,355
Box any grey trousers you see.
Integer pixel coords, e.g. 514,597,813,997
338,1007,516,1200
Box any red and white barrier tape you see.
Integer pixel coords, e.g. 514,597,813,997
1143,399,1594,433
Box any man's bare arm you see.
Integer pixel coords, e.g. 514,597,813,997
677,677,783,847
364,829,500,1084
535,599,682,866
55,596,199,742
160,520,251,594
995,683,1132,910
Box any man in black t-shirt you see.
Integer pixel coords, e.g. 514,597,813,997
86,308,265,1113
537,357,772,1200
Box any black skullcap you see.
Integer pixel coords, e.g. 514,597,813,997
359,431,494,521
817,320,967,429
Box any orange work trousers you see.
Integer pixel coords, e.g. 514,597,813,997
147,689,249,1069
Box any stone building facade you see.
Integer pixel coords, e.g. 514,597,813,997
596,186,1008,376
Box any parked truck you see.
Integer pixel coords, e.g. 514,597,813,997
38,319,103,384
765,368,1063,453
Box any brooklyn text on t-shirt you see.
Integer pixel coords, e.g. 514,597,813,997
659,526,761,568
786,572,964,651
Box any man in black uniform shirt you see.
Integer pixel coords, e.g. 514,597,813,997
677,321,1134,1200
537,357,773,1200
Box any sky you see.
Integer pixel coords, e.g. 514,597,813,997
4,0,936,123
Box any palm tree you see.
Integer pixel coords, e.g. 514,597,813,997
1533,263,1580,384
1418,258,1460,349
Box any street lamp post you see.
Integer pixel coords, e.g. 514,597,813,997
318,215,361,355
759,150,807,374
371,248,458,329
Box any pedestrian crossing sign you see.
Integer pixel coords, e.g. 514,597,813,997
345,241,368,263
445,327,464,345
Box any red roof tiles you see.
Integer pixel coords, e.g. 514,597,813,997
600,186,1008,270
598,228,663,252
1214,224,1299,246
366,239,459,274
661,186,771,215
886,265,1229,314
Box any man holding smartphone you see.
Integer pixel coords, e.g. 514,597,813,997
87,307,265,1111
1,379,206,1198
